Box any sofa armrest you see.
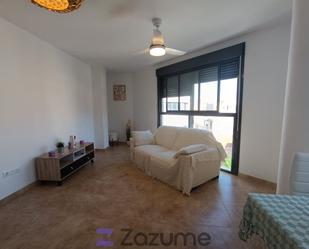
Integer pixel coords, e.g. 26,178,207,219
174,144,207,159
182,147,222,162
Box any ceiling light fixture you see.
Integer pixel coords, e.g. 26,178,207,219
149,44,166,57
31,0,84,13
145,18,185,57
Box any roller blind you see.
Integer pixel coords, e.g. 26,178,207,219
180,71,198,96
220,59,239,80
199,66,218,83
160,79,167,98
167,76,178,97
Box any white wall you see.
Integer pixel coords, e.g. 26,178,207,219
92,66,109,149
239,21,290,183
277,0,309,194
132,67,157,132
132,20,291,183
107,72,134,142
0,17,94,200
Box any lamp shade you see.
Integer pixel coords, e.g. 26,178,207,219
31,0,83,13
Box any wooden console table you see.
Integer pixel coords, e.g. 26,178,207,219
36,142,95,185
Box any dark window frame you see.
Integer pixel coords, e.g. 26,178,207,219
156,43,245,175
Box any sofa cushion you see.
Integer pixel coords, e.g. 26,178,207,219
132,130,154,146
135,145,177,167
172,128,217,150
154,126,181,149
135,144,168,155
150,150,178,167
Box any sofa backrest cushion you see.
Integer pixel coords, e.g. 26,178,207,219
154,126,181,149
172,127,218,150
132,130,154,146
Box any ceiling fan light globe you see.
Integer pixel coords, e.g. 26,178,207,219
149,45,166,57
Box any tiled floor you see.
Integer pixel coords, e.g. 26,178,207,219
0,145,276,249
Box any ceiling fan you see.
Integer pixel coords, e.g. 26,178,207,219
140,18,186,57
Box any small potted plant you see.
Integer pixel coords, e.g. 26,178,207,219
56,142,65,153
126,119,131,143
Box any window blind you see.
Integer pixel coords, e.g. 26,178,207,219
180,71,198,96
220,59,239,80
167,76,178,97
160,79,167,98
199,66,218,83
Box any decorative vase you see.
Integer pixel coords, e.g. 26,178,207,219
69,135,77,148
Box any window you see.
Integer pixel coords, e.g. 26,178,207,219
220,78,237,113
199,66,218,111
158,58,240,115
167,76,179,111
161,115,189,127
193,116,234,171
219,59,239,113
156,43,245,174
179,71,199,111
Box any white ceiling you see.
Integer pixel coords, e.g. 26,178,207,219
0,0,292,72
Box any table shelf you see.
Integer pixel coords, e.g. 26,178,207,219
36,142,95,184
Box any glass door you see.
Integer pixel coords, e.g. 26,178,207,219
192,116,234,171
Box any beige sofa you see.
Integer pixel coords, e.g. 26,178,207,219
130,126,226,195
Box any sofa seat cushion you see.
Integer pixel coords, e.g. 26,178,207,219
135,144,168,155
149,150,178,167
134,145,166,174
134,145,177,174
135,145,177,166
154,126,181,149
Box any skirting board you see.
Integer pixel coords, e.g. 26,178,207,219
239,173,277,189
0,181,39,206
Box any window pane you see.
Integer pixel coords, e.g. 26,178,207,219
200,81,218,111
194,84,199,110
219,78,237,113
161,97,166,112
161,115,188,127
167,97,179,111
180,96,190,110
167,76,179,111
179,71,199,111
160,79,167,112
199,66,218,111
193,116,234,171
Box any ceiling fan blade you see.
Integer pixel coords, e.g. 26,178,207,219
166,48,186,56
135,48,150,55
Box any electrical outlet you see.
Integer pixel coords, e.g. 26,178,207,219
2,168,20,178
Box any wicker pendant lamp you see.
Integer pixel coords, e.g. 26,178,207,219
31,0,84,13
